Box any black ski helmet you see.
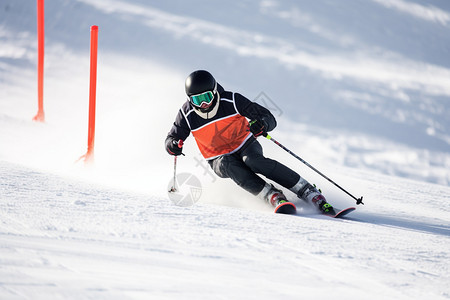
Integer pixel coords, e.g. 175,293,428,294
185,70,218,112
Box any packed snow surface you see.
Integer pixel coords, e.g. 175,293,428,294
1,0,449,299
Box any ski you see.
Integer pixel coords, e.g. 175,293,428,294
326,207,356,218
274,202,297,214
273,203,355,218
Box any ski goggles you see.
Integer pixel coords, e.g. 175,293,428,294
189,91,215,108
189,83,218,108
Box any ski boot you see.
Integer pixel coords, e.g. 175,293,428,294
297,183,336,215
311,193,335,215
258,183,296,214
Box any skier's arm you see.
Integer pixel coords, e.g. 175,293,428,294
165,108,191,156
234,93,277,132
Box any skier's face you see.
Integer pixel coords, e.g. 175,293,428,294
190,90,215,109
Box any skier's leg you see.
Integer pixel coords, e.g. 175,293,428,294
240,140,300,188
241,140,334,213
208,154,266,195
208,154,288,206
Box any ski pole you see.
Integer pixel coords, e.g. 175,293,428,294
168,156,178,193
264,133,364,205
168,140,184,193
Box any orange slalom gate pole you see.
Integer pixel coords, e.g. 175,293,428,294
84,25,99,164
33,0,45,122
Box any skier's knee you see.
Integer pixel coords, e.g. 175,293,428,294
244,154,276,174
208,155,233,178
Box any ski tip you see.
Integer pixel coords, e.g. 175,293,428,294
332,207,356,218
274,202,297,215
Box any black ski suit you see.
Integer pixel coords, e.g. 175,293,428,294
165,84,301,196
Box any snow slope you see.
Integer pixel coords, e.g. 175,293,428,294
1,0,449,299
1,161,449,299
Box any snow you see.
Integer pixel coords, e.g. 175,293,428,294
1,0,449,299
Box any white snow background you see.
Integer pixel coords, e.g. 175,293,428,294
1,0,449,299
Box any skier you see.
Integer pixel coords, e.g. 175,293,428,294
165,70,335,214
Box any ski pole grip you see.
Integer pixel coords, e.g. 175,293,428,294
177,139,185,156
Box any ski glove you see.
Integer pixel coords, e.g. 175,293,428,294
248,120,268,137
166,138,184,156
